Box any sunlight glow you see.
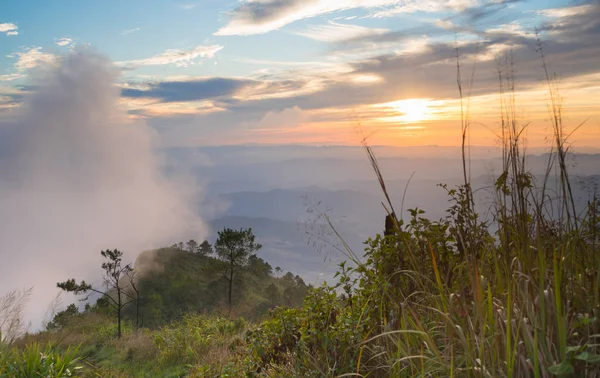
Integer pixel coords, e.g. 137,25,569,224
375,98,437,123
396,99,429,122
351,74,383,84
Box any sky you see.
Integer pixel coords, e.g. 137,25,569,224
1,0,600,148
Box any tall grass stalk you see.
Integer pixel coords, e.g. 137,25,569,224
331,42,600,377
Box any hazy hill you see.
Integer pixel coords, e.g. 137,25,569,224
216,187,384,223
131,247,309,328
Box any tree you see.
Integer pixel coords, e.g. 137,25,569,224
214,228,262,308
0,288,32,346
186,239,199,254
171,242,185,250
198,240,213,256
248,255,273,277
57,249,136,338
294,275,306,287
46,304,79,330
265,283,280,306
275,266,282,278
124,268,142,329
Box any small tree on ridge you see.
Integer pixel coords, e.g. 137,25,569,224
214,228,262,308
57,249,136,338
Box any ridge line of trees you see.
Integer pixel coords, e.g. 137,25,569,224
52,227,309,338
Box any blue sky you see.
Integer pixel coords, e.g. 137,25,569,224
1,0,599,147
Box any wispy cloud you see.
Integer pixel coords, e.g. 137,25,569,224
214,0,491,36
7,47,56,72
121,27,141,36
214,0,401,36
0,23,18,36
485,22,531,38
537,4,594,19
0,74,26,82
122,77,252,102
55,38,74,47
295,21,389,42
117,45,223,68
370,0,479,17
179,3,197,10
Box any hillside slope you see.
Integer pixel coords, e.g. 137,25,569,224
131,247,309,327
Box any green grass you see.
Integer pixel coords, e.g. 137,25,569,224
0,341,83,378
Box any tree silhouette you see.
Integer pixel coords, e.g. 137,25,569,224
214,228,262,308
186,239,199,254
199,240,213,256
57,249,137,338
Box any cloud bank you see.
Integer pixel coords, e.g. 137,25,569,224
0,49,206,328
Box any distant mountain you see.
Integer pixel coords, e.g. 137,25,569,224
214,187,384,224
166,145,600,195
208,216,369,285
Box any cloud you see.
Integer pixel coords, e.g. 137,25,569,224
254,106,310,131
122,77,252,102
179,3,197,10
370,0,479,17
7,47,56,73
434,19,456,30
0,89,25,112
457,0,524,24
121,28,141,36
0,24,18,37
214,0,499,35
91,0,600,147
294,21,389,42
537,4,594,19
0,49,206,328
128,0,600,123
0,23,18,36
55,38,74,47
214,0,402,36
117,44,223,68
535,1,600,42
0,23,18,32
485,22,531,37
0,74,26,82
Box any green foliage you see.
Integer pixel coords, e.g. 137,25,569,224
242,123,600,377
0,342,83,378
247,285,368,376
199,240,213,256
133,246,308,328
47,304,80,331
215,228,262,265
56,279,92,295
215,227,263,307
186,239,198,254
247,307,302,370
152,314,247,366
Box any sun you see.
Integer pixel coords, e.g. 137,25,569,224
393,99,430,122
372,98,444,125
